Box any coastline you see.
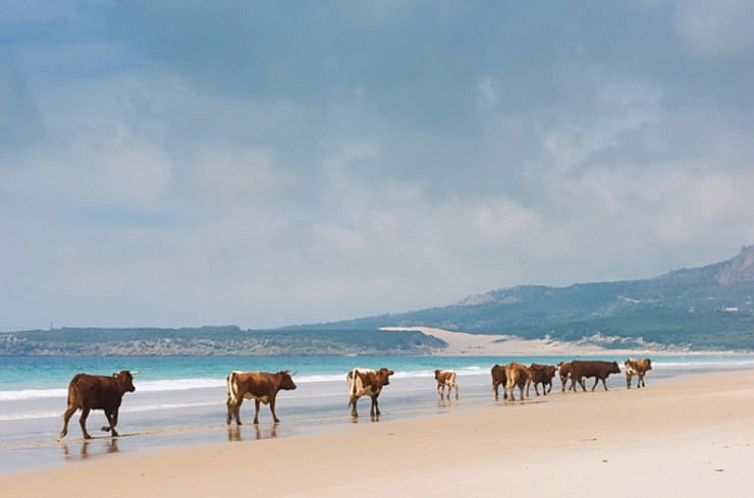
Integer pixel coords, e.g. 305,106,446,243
381,326,752,356
2,368,753,497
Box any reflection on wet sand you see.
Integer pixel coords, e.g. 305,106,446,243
226,423,278,442
61,438,119,462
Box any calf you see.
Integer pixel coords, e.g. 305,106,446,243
504,363,531,401
529,363,557,396
58,370,136,440
624,358,652,388
347,367,394,417
570,361,621,392
226,370,297,425
491,364,507,400
434,369,459,400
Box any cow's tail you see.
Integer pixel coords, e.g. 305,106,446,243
227,371,240,405
347,369,358,406
66,373,84,407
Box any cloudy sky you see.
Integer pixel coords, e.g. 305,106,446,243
2,1,754,330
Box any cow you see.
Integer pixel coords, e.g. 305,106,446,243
58,370,136,440
346,367,394,418
434,369,459,400
491,364,507,400
624,358,652,388
529,363,557,396
226,370,297,425
504,363,531,401
570,361,621,392
557,361,572,392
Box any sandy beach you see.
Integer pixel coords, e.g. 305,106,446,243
2,368,752,497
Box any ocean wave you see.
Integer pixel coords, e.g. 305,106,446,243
0,401,218,422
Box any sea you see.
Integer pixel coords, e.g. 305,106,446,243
2,353,754,474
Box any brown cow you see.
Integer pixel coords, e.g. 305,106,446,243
570,361,621,392
557,361,572,392
347,367,394,417
58,370,136,440
624,358,652,388
491,364,507,400
504,363,531,401
529,363,557,396
226,370,297,425
434,369,459,400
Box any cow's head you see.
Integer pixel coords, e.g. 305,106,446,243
610,362,621,374
434,369,441,380
113,370,136,393
645,359,652,370
378,368,394,386
277,371,297,391
546,366,557,378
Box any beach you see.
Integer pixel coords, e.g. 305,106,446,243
2,368,752,497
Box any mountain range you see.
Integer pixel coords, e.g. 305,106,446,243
291,245,754,350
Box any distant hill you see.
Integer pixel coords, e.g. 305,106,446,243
0,326,444,356
290,246,754,351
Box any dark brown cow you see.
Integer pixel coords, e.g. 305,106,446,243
624,358,652,388
491,364,508,400
557,361,572,392
226,370,297,425
529,363,557,396
504,363,531,401
347,368,394,417
570,361,621,392
58,371,136,440
434,369,459,400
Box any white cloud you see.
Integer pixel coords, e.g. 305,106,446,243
675,0,754,59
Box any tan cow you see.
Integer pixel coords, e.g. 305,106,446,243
226,370,297,425
504,363,531,401
434,369,459,400
624,358,652,388
347,368,394,417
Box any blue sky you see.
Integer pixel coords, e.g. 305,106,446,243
1,1,754,330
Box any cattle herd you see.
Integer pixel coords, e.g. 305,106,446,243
56,358,652,439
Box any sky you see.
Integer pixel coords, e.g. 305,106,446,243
1,0,754,330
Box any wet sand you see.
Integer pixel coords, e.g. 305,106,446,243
2,369,753,497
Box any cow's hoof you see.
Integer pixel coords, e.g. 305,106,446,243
83,434,92,440
101,426,110,432
111,431,119,437
273,419,280,424
58,432,66,440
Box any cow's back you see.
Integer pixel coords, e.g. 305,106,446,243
68,374,121,409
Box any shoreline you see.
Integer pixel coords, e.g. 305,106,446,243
2,368,753,496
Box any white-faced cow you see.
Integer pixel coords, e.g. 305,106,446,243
346,367,394,418
226,370,297,425
624,358,652,388
434,369,459,400
58,370,136,440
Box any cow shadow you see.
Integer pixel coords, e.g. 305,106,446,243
226,423,278,442
60,438,119,462
350,414,381,424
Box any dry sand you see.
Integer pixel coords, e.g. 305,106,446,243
3,369,753,497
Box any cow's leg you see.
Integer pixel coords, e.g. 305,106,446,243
270,396,280,424
626,373,632,389
226,397,235,425
454,383,459,400
578,377,587,392
534,383,540,396
639,373,645,388
350,396,358,417
253,399,261,425
601,377,609,391
104,408,120,437
79,407,92,440
371,395,381,417
493,382,499,400
591,377,599,391
101,408,113,433
59,405,78,439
